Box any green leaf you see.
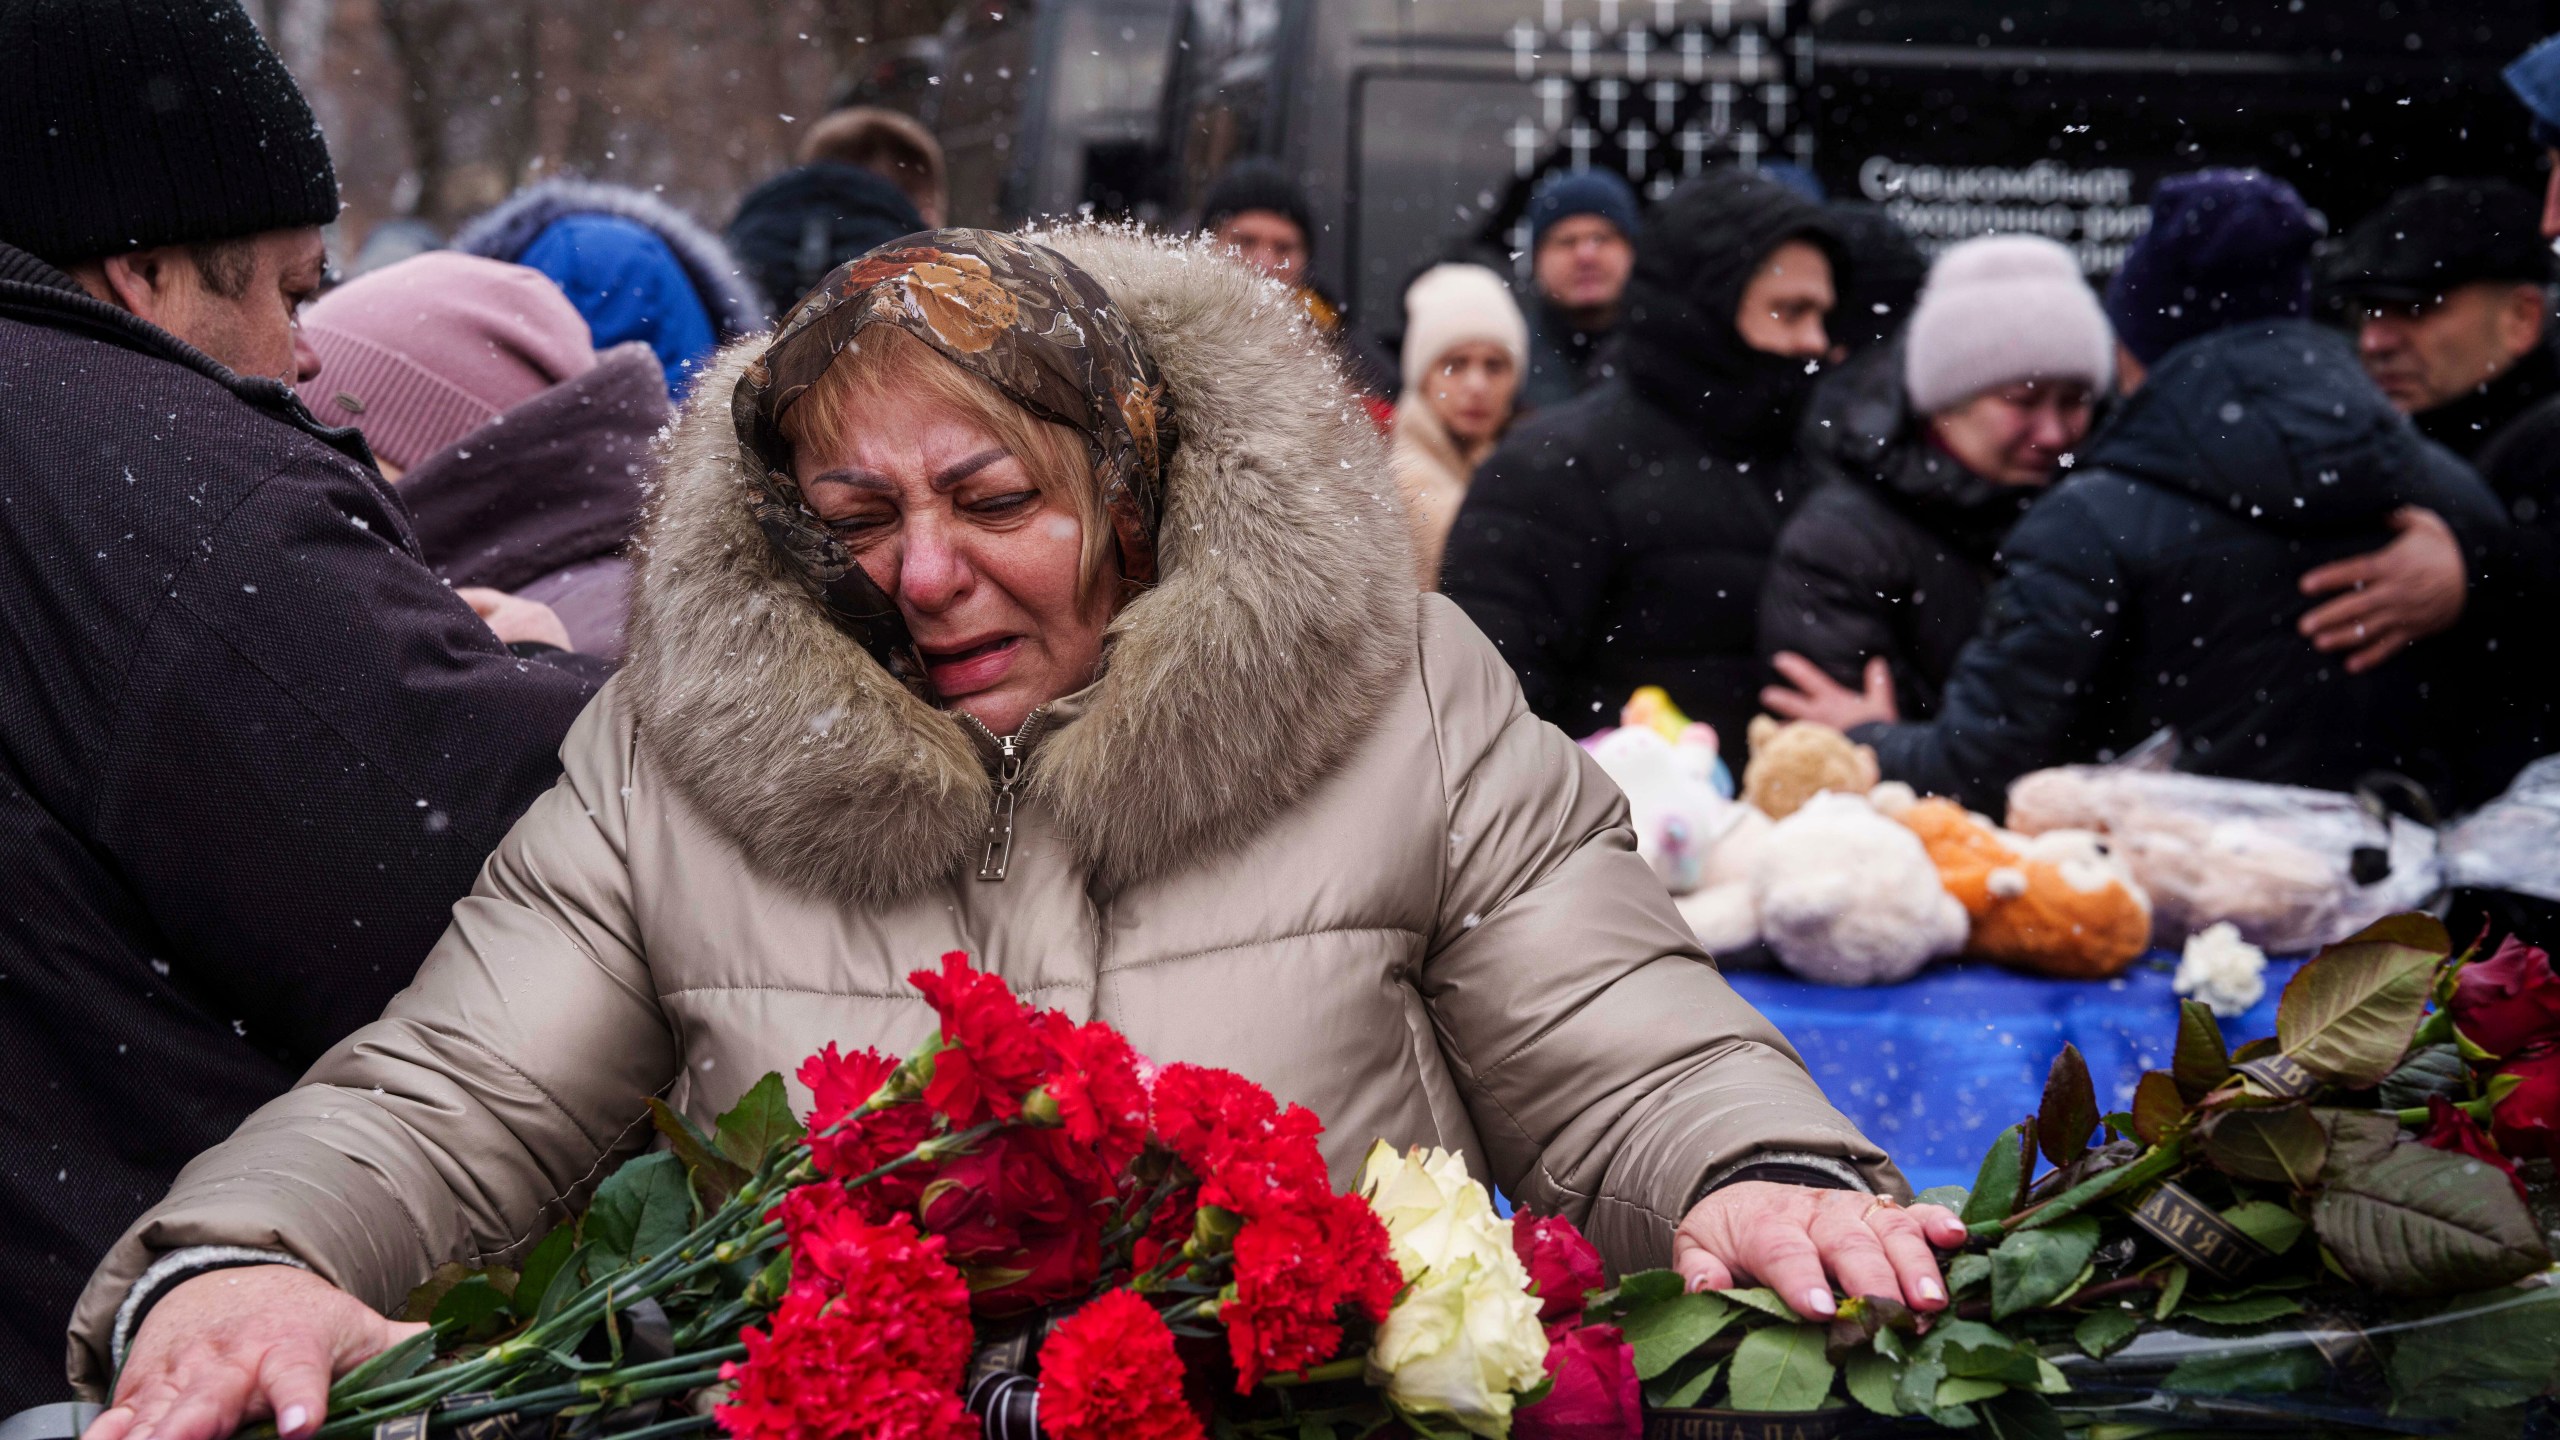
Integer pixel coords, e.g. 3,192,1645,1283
536,1243,592,1324
1894,1353,1950,1416
513,1223,576,1321
714,1072,802,1170
1981,1390,2068,1440
401,1261,483,1324
1588,1268,1683,1321
330,1326,436,1399
2311,1139,2552,1295
2384,1285,2560,1418
1718,1286,1802,1320
584,1151,693,1271
2173,1000,2233,1102
1297,1418,1336,1440
1914,1184,1969,1210
2179,1294,2304,1326
2377,1044,2467,1111
2153,1260,2189,1321
1946,1253,1991,1297
1990,1214,2100,1319
1933,1320,2043,1386
2319,1108,2401,1181
2198,1105,2329,1189
2162,1344,2328,1397
650,1097,750,1205
429,1274,514,1342
1725,1324,1836,1412
2276,925,2443,1088
1647,1357,1724,1410
2220,1200,2306,1256
1935,1375,2008,1407
2074,1308,2141,1359
2037,1045,2098,1169
1843,1348,1903,1416
2130,1071,2186,1147
1961,1124,2030,1227
1617,1290,1737,1379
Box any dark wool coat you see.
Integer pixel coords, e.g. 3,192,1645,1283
0,243,599,1399
1440,171,1841,755
1859,320,2507,816
1758,341,2037,721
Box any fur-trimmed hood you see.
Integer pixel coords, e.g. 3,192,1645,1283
623,225,1418,903
455,178,771,337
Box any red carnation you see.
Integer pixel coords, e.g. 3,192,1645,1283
719,1208,975,1440
1149,1065,1329,1218
2419,1096,2527,1200
1038,1013,1152,1175
1517,1323,1643,1440
1221,1190,1400,1391
2490,1047,2560,1164
1037,1290,1206,1440
1513,1211,1606,1325
801,1045,940,1209
910,950,1053,1126
2449,935,2560,1060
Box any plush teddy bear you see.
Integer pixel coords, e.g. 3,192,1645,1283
1741,716,1879,820
1700,790,1969,985
1584,723,1747,894
1875,787,2152,979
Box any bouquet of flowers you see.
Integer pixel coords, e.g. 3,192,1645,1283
283,953,1618,1440
1603,913,2560,1436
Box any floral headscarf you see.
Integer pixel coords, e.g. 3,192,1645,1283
733,229,1176,692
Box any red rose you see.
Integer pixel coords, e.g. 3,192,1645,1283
2419,1096,2526,1199
2450,935,2560,1059
2491,1046,2560,1164
1517,1323,1643,1440
1037,1290,1206,1440
909,950,1052,1126
914,1131,1104,1315
1512,1211,1607,1325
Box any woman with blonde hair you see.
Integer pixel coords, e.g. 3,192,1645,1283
76,229,1961,1435
1393,263,1526,585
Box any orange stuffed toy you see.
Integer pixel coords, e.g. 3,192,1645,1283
1875,787,2152,979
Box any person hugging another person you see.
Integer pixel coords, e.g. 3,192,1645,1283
298,253,670,661
1392,264,1526,586
1760,235,2111,719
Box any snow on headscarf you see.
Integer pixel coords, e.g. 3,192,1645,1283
734,228,1176,694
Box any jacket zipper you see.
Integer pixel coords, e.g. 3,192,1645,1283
961,707,1048,882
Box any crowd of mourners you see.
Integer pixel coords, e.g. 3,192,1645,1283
10,0,2560,1420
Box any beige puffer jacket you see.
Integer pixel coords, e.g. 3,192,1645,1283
69,228,1898,1392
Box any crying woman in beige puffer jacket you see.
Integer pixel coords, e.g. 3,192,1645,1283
71,226,1900,1392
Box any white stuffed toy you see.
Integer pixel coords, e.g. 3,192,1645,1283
1750,791,1971,985
1585,724,1747,893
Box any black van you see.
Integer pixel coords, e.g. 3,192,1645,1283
938,0,2557,326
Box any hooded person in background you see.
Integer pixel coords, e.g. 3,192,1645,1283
298,253,670,660
2306,177,2560,794
0,0,601,1399
725,107,938,316
1199,157,1399,406
1392,263,1527,586
455,178,767,400
1441,167,1844,760
1760,235,2111,721
1516,169,1639,409
1820,201,1928,363
1764,170,2507,814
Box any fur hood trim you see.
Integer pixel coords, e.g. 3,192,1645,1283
454,178,771,337
623,224,1418,903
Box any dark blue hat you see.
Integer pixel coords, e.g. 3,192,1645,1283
2105,169,2322,366
1526,169,1641,249
2507,33,2560,151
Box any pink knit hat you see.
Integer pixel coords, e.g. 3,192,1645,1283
299,252,596,471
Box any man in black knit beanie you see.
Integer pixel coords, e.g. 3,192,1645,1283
0,0,605,1408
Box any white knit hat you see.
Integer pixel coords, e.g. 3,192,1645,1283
1400,263,1529,395
1902,235,2113,414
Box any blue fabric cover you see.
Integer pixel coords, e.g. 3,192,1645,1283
517,214,720,400
1725,952,2305,1195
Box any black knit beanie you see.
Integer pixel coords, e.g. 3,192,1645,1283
0,0,340,264
1198,158,1316,257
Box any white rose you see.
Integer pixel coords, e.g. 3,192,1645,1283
1367,1250,1550,1437
1359,1142,1550,1438
2175,921,2267,1018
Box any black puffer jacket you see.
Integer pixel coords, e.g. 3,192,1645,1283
1758,341,2038,719
0,244,599,1398
1860,320,2507,815
725,162,926,318
1441,169,1841,751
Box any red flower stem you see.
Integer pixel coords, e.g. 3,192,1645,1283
1257,1355,1369,1387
